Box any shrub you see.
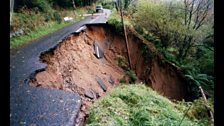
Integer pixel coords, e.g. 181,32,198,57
102,3,114,10
108,9,123,33
126,70,137,84
11,7,46,34
53,11,62,23
34,0,52,13
116,55,137,83
176,97,214,125
117,55,129,70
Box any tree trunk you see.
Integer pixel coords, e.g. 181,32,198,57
119,0,132,69
10,0,14,25
199,86,214,123
72,0,76,9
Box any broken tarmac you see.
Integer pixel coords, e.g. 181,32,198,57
10,9,111,125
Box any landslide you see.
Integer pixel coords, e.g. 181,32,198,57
29,24,189,125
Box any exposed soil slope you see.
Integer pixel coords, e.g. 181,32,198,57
125,28,187,100
30,25,130,125
30,24,188,125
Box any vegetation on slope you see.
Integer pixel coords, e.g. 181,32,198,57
10,0,96,49
111,0,214,100
86,84,213,126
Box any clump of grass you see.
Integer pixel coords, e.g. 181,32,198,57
10,21,73,49
86,84,208,126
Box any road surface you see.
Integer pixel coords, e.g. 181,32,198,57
10,9,111,126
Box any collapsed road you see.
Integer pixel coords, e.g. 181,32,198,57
10,8,190,126
10,9,111,126
28,23,190,125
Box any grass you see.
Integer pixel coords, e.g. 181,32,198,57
10,21,74,49
86,84,212,126
10,6,93,49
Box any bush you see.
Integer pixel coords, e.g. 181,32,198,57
86,6,95,14
187,98,213,120
116,55,137,83
102,2,114,10
117,55,129,70
15,0,53,13
195,47,214,76
53,11,62,23
108,9,123,33
126,70,137,83
34,0,52,13
176,97,214,125
108,18,123,33
11,7,46,34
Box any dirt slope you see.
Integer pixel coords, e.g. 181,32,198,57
125,28,187,100
30,24,188,125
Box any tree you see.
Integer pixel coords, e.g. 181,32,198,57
178,0,214,59
132,0,213,60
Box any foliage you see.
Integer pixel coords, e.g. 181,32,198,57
117,55,137,83
10,2,92,49
184,70,214,98
11,7,46,33
10,7,91,48
119,77,127,84
125,70,137,83
102,3,114,10
140,45,152,64
108,8,123,33
114,0,133,10
14,0,53,13
188,98,213,120
133,0,183,48
33,0,53,13
87,84,208,126
176,97,214,125
86,6,95,14
132,0,213,59
96,0,115,10
53,11,62,23
195,47,214,76
10,21,74,49
14,0,95,11
130,0,214,99
117,55,129,70
51,0,73,8
124,0,132,10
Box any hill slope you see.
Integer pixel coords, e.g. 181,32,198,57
86,84,211,126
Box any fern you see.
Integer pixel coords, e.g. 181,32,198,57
184,70,214,97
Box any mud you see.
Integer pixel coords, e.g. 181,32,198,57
30,24,188,125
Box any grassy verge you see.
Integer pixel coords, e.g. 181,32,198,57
10,21,75,49
10,6,95,49
86,84,213,126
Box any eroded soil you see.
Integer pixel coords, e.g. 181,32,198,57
30,25,131,125
30,24,188,125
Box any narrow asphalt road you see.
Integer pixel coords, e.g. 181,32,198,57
10,9,111,126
